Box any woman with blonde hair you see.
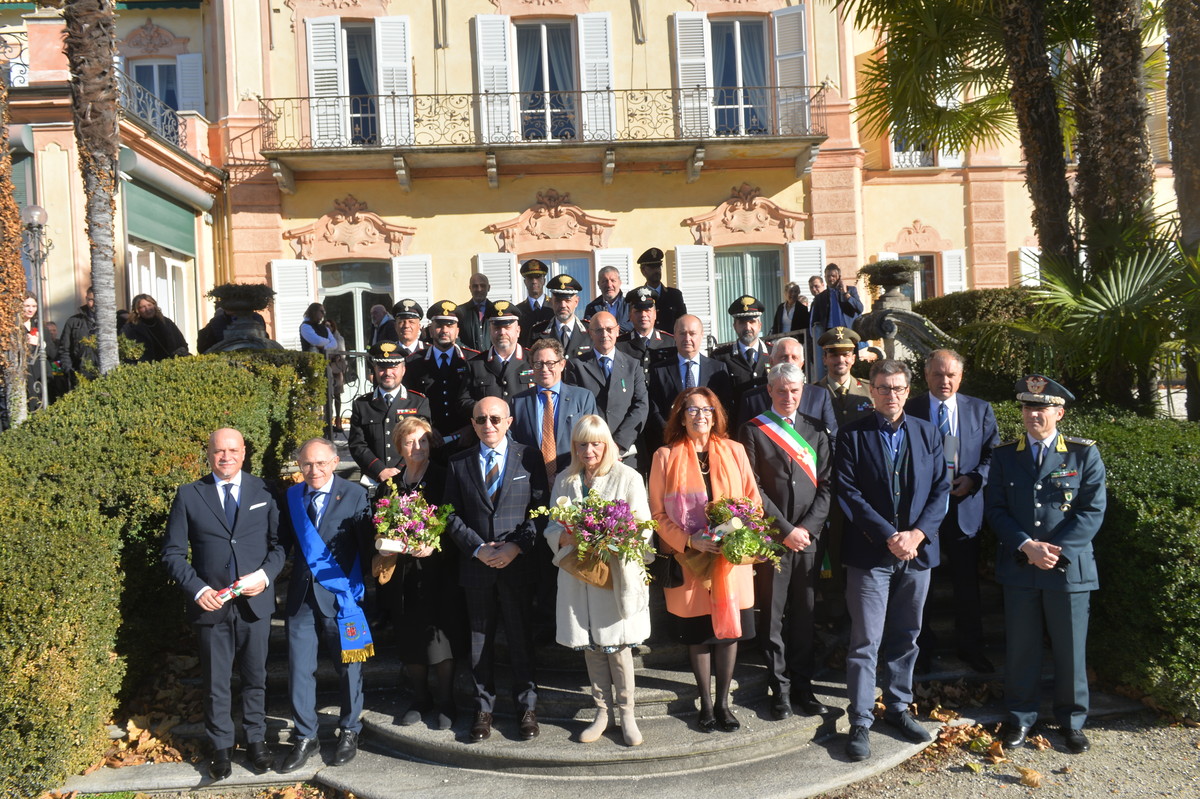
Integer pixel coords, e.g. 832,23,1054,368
545,414,652,746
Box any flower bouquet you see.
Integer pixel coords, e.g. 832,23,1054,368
372,486,453,556
677,497,783,582
532,490,657,588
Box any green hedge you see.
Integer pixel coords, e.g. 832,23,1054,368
0,352,325,797
990,403,1200,717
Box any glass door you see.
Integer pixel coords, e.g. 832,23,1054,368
319,261,393,410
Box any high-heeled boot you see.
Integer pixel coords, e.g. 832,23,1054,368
580,649,614,743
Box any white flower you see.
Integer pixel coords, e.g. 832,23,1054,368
556,495,571,508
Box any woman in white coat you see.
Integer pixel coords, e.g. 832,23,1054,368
545,415,652,746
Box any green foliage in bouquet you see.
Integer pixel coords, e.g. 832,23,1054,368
705,497,784,568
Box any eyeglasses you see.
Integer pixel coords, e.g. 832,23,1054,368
531,359,563,370
590,326,619,335
472,414,506,426
684,406,716,417
298,458,336,471
871,384,910,395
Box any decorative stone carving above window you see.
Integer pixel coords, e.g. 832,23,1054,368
884,220,954,253
120,19,190,58
486,189,616,253
282,195,416,260
682,183,809,246
491,0,592,15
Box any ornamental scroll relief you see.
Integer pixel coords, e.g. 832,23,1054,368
485,189,616,253
682,183,809,246
884,220,954,253
282,195,416,260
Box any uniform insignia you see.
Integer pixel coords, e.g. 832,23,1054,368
834,327,846,340
1063,435,1097,447
395,408,416,415
740,296,754,309
1025,375,1048,395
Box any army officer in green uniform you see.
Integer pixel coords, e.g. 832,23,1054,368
986,375,1106,754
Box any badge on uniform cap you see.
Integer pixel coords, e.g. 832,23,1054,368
548,274,582,294
1025,376,1048,395
439,301,456,315
488,300,519,323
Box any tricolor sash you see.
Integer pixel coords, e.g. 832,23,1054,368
748,411,819,488
287,484,375,663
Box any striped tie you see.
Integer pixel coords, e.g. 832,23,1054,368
541,389,557,485
937,402,950,436
485,449,501,501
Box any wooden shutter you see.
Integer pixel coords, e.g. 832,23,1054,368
391,255,433,314
941,249,967,294
306,17,348,147
475,15,517,143
376,17,414,145
594,248,634,292
475,252,519,302
674,245,716,340
578,12,615,141
673,12,713,137
175,53,204,116
786,240,825,289
772,5,809,135
270,259,318,350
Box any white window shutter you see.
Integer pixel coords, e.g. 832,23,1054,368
475,252,519,302
936,89,964,167
1017,246,1041,286
594,248,634,293
673,12,713,138
474,15,517,143
391,255,433,314
376,17,414,145
786,240,825,289
578,12,615,141
175,53,204,116
772,5,809,135
674,245,716,341
270,259,318,350
306,17,348,147
941,249,967,294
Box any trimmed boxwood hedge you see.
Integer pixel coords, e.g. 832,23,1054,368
990,402,1200,718
0,352,325,797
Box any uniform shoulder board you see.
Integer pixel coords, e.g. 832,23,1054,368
659,331,675,339
408,389,427,398
996,439,1020,449
461,346,481,355
710,343,734,357
1063,435,1097,447
617,331,633,343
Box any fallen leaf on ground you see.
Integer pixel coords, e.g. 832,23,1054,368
1017,765,1044,787
965,761,983,774
929,705,960,722
986,740,1008,764
1028,734,1053,751
1055,765,1073,774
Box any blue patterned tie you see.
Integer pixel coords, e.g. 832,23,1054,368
306,490,321,526
684,360,696,389
600,355,612,379
937,402,950,437
485,450,501,501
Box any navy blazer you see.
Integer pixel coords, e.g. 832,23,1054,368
835,413,951,570
810,284,863,330
510,383,599,474
904,392,999,536
162,472,284,624
564,349,648,452
444,440,548,588
281,475,373,618
647,353,733,428
735,383,838,436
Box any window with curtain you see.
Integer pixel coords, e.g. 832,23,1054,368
713,249,782,343
133,60,179,110
545,254,595,304
711,18,768,136
517,22,577,141
345,25,379,144
896,254,937,302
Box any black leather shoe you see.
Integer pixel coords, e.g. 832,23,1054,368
332,729,358,766
208,747,232,780
958,649,996,674
697,708,717,732
470,711,493,742
846,725,871,761
245,740,273,772
518,709,540,740
792,685,832,716
1064,728,1091,754
883,710,932,743
714,706,740,732
770,696,794,720
279,737,320,773
1000,723,1031,749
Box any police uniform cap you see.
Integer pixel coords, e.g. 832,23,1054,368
626,286,657,310
818,326,860,351
547,274,583,296
392,298,423,320
1015,374,1074,407
486,300,521,324
368,341,406,366
637,247,664,266
520,258,549,278
728,295,765,319
428,300,459,322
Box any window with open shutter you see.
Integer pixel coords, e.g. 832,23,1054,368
773,6,809,135
578,12,615,141
476,253,520,302
673,12,714,138
941,249,967,294
675,245,716,341
475,15,518,143
306,17,348,147
786,240,826,291
175,53,204,116
270,259,318,350
594,248,634,292
391,255,433,314
376,17,414,146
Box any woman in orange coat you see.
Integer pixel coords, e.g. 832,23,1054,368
649,386,762,733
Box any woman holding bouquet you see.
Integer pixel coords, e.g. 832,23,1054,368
544,415,653,746
649,387,762,732
373,416,463,730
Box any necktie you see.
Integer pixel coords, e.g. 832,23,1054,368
836,384,848,398
684,360,696,389
937,402,950,436
485,449,501,502
541,389,557,485
222,483,237,529
560,325,570,349
382,391,395,406
1033,441,1044,467
747,349,757,367
782,416,793,427
438,352,448,370
600,355,612,379
477,302,485,322
306,491,320,526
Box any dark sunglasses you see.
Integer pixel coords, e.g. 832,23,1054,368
472,414,505,426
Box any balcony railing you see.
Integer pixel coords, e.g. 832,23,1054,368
116,68,187,150
259,86,826,151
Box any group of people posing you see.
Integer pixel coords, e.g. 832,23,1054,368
163,252,1106,780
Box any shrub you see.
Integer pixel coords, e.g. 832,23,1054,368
990,402,1200,717
0,352,325,796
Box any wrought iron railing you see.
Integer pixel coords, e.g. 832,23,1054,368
116,68,188,150
0,30,29,88
259,86,826,151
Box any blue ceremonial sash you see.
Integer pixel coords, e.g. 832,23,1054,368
287,483,374,663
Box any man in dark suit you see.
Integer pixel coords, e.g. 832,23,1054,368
815,327,874,430
368,304,399,347
459,301,536,414
713,295,772,395
636,247,686,332
455,273,495,352
583,266,631,332
565,311,648,464
647,314,733,452
734,336,837,435
162,428,284,779
836,360,950,762
391,299,426,357
279,438,374,773
511,337,599,487
515,259,553,347
810,264,864,380
404,301,478,448
530,274,591,359
987,376,1106,755
347,342,431,487
905,349,1000,674
445,396,549,742
739,363,832,721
